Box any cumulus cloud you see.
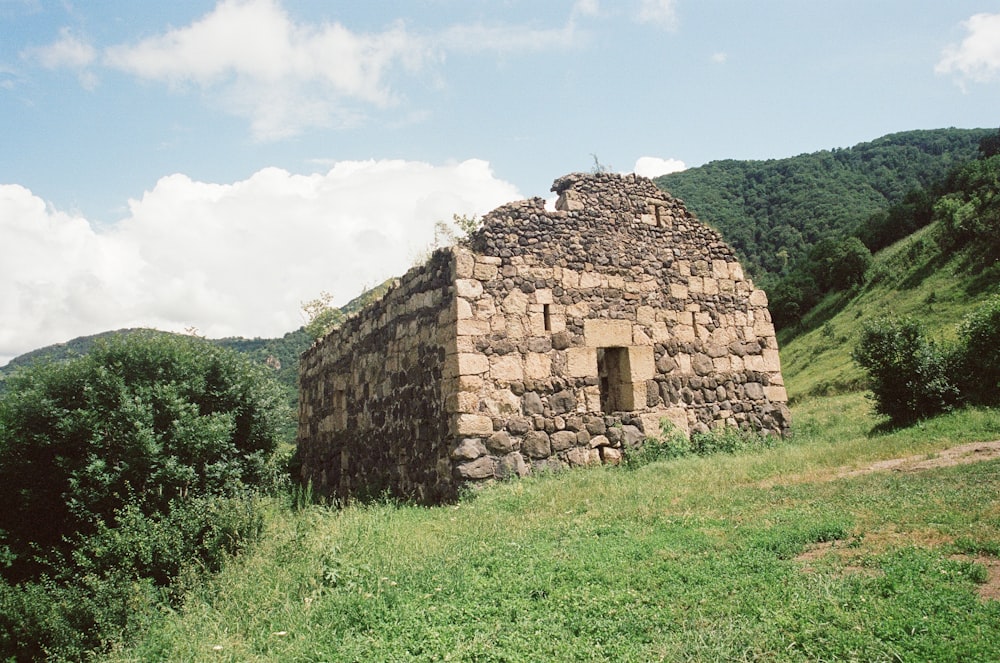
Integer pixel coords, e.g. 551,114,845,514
103,0,430,139
936,12,1000,85
636,0,678,30
633,156,686,178
0,160,520,365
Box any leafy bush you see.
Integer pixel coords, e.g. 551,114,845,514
953,296,1000,406
0,331,286,581
852,317,959,424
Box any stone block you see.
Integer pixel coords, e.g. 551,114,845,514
453,248,475,279
446,391,479,414
579,271,604,288
584,319,632,347
534,288,554,304
669,283,688,299
455,278,483,298
565,447,599,467
712,259,730,279
456,318,490,336
627,345,655,381
764,385,788,402
496,452,529,479
524,352,552,380
486,431,515,454
451,438,486,461
550,430,577,452
749,288,769,307
637,305,657,327
456,456,496,480
762,349,782,372
473,262,498,281
452,414,494,436
522,430,551,458
566,347,598,377
502,290,530,315
490,354,524,382
600,447,623,465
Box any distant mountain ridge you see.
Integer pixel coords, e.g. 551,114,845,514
654,128,994,277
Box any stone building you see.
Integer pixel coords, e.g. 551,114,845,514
297,172,789,503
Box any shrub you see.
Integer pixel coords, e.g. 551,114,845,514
852,317,959,424
953,296,1000,406
0,331,286,582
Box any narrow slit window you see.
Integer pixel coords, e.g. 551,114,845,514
543,304,552,332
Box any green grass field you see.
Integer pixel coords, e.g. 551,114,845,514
105,393,1000,662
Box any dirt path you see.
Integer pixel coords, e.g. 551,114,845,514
833,439,1000,479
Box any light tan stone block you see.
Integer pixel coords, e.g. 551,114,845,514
754,319,776,338
505,315,526,339
490,354,524,382
455,336,477,353
719,279,735,293
481,388,521,417
764,386,788,402
628,346,655,381
675,353,692,375
584,319,632,347
473,262,498,281
729,262,745,280
687,276,704,294
674,324,696,343
762,349,782,372
457,375,484,392
637,305,657,327
474,297,496,320
479,255,502,266
562,269,580,289
749,288,769,307
566,301,591,319
502,290,530,315
452,414,494,436
455,278,483,298
525,352,552,379
534,288,554,304
567,347,598,377
712,260,729,279
676,260,691,277
579,271,604,288
455,297,474,319
712,356,731,373
456,352,489,376
456,319,490,336
446,391,480,414
583,385,602,411
703,278,719,295
608,274,625,290
453,248,475,279
527,311,546,336
632,327,653,346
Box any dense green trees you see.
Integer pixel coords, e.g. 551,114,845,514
656,128,992,279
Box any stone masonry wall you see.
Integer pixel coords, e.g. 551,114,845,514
298,172,790,502
445,172,789,482
297,249,459,503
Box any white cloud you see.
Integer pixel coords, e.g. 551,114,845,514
636,0,678,31
22,26,98,89
26,27,95,69
572,0,600,19
0,160,520,365
633,156,686,178
936,12,1000,85
710,52,727,64
103,0,430,139
440,21,582,53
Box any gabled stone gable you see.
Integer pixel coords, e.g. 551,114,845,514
297,172,789,504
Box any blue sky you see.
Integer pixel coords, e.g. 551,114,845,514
1,0,999,364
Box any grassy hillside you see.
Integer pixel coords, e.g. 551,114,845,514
655,128,992,277
105,394,1000,662
778,220,1000,402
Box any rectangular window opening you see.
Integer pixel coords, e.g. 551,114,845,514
597,347,633,414
543,304,552,332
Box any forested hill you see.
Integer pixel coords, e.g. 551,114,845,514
654,128,994,277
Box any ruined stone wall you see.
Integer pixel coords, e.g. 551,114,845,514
297,249,458,503
445,172,789,481
298,172,790,501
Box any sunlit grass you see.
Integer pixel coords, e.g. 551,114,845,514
106,397,1000,662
